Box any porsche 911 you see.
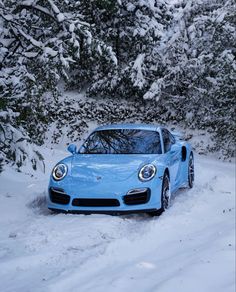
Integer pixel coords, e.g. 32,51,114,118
48,124,194,215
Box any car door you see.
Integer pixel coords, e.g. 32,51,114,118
161,129,181,190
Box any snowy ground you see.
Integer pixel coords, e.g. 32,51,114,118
0,149,235,292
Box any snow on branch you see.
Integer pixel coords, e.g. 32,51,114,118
15,2,56,21
1,0,118,70
47,0,65,22
131,53,146,89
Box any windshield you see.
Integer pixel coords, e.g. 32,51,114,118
79,129,162,154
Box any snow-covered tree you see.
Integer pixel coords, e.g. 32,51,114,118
152,0,236,154
0,109,45,171
0,0,117,170
0,0,235,170
81,0,171,98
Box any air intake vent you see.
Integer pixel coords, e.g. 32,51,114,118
49,188,70,205
124,188,150,205
72,198,120,207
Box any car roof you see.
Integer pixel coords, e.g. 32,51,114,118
94,123,161,132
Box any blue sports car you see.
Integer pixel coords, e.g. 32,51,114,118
48,124,194,215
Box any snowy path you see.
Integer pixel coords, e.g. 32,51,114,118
0,152,235,292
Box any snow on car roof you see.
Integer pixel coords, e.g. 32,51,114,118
94,123,161,132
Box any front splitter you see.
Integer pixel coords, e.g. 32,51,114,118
49,207,158,215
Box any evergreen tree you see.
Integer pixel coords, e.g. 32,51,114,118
0,0,235,170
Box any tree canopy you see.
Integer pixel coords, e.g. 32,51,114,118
0,0,235,170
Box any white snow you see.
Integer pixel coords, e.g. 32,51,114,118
44,47,58,57
0,149,235,292
46,0,64,22
57,13,65,23
69,23,75,33
143,78,164,101
131,53,146,89
18,29,43,48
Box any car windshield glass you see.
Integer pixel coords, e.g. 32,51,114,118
79,129,162,154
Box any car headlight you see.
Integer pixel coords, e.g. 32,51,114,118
52,164,68,181
138,164,156,181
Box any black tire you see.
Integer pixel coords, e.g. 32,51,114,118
148,173,170,216
188,153,194,188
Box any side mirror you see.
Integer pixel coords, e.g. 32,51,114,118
67,144,77,154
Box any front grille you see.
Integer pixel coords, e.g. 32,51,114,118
123,188,150,205
49,188,70,205
72,198,120,207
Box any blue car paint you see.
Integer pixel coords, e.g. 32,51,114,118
48,124,192,213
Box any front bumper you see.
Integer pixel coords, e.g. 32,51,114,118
47,177,162,214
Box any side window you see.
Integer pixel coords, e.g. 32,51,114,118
162,129,174,153
169,132,175,145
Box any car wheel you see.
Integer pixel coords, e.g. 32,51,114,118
188,153,194,188
148,173,170,216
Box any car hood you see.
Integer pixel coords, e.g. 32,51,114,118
69,154,158,183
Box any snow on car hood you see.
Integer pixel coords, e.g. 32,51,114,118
70,154,158,182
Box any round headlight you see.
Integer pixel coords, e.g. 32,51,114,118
52,164,67,181
138,164,156,181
